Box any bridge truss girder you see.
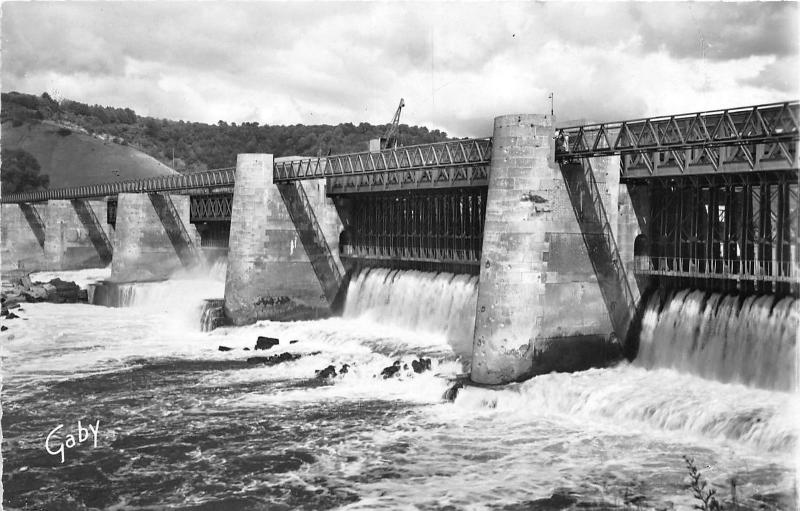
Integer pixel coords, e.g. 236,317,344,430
273,138,492,182
558,101,799,178
327,165,489,194
2,168,236,203
190,194,233,222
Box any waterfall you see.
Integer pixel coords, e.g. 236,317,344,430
89,259,227,330
208,257,228,281
343,268,478,357
636,289,798,391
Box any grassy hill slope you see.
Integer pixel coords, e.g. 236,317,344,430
2,120,176,189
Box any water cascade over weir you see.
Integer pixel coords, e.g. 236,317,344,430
89,258,228,327
636,289,798,391
343,268,479,358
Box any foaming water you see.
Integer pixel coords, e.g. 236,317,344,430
344,268,478,357
637,289,798,391
94,263,226,328
452,367,797,453
2,271,796,510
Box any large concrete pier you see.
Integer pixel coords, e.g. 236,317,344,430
224,154,344,325
471,114,615,384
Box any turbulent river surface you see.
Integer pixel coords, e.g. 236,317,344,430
1,267,797,510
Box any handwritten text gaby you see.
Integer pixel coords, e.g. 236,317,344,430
46,420,100,463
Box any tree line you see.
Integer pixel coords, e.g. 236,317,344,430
1,91,452,179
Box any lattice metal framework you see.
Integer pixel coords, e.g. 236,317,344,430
638,172,798,293
341,188,487,273
557,101,799,178
327,165,489,194
1,168,236,203
4,102,797,204
274,138,492,183
190,194,233,222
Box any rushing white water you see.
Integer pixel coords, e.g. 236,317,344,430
343,268,478,358
207,257,228,281
637,289,798,391
2,269,796,509
89,262,227,327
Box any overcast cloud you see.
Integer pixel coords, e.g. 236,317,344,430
2,1,798,137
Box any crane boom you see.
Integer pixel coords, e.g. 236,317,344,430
382,98,405,150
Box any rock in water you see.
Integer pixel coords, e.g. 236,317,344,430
23,285,49,301
255,336,280,351
339,364,350,375
45,279,82,303
218,346,233,352
315,365,337,379
443,381,464,402
380,360,402,379
411,357,432,374
289,340,299,344
1,325,8,332
246,352,301,365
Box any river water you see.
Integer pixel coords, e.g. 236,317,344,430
1,267,796,510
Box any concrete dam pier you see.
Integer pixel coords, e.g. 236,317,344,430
3,101,797,385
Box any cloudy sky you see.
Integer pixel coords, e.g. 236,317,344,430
2,1,798,137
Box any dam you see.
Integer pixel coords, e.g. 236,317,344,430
1,101,798,508
4,101,797,384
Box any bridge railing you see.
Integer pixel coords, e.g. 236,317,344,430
1,167,236,203
273,138,492,182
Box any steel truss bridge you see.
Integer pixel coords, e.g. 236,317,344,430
556,101,798,179
2,101,795,204
2,101,797,281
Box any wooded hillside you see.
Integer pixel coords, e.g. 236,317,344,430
2,91,452,174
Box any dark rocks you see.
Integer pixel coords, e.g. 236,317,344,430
1,275,86,306
35,278,82,303
411,357,432,374
289,340,299,344
243,348,250,351
316,363,351,379
380,360,402,379
5,312,20,320
443,381,464,402
1,325,7,332
246,352,301,366
217,346,233,352
315,365,337,379
378,357,433,379
255,336,280,351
